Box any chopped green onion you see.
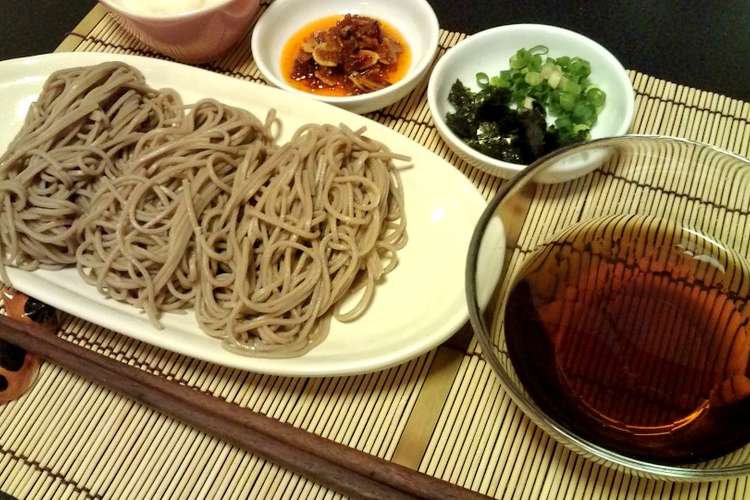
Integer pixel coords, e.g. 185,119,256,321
530,54,543,70
556,56,571,68
547,71,562,89
568,58,591,78
474,46,606,146
559,92,576,111
489,75,509,88
555,116,572,130
560,78,581,95
573,101,595,122
529,45,549,55
539,61,557,78
525,72,542,86
586,87,606,108
510,51,527,69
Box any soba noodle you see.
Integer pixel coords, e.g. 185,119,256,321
0,62,183,271
0,62,408,357
76,98,275,321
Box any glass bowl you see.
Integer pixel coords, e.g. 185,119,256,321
466,135,750,481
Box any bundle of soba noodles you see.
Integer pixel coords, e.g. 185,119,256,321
76,98,274,320
0,62,183,270
0,62,407,357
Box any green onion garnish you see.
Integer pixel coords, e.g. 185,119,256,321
475,46,606,145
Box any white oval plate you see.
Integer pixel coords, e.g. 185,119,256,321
0,52,504,377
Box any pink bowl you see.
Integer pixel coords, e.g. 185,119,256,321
99,0,261,64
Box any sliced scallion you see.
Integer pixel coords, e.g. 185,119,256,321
476,72,490,88
475,46,606,146
525,72,543,86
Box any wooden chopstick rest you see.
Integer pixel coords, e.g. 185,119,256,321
0,289,57,404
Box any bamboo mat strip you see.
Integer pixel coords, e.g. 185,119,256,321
0,4,748,499
53,4,109,54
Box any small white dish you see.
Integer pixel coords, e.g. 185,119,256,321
99,0,260,63
251,0,439,114
427,24,635,183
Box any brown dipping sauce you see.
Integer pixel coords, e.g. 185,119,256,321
280,15,411,97
504,216,750,464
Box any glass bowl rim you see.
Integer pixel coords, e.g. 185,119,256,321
465,134,750,481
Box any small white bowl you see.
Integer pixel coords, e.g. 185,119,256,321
99,0,260,64
250,0,439,114
428,24,635,183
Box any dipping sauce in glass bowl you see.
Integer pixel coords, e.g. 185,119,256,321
466,136,750,480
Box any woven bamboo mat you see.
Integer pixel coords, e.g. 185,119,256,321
1,2,750,499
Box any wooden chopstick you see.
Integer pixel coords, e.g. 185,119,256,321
0,316,490,500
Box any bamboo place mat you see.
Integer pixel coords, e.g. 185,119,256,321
2,2,750,499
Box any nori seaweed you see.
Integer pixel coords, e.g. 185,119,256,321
445,79,575,164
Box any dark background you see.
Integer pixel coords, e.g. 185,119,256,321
2,1,749,101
